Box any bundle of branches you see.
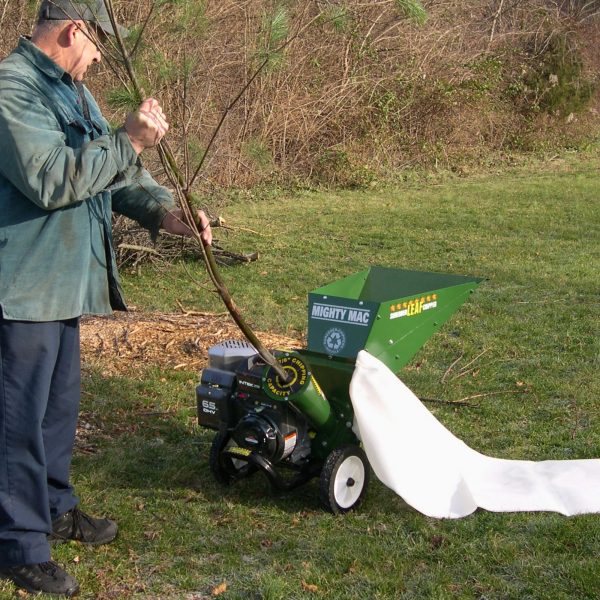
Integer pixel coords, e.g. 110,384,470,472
113,216,259,270
91,0,435,380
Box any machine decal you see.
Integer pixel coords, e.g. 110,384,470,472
312,303,371,326
390,294,438,320
227,447,252,457
201,400,217,414
238,379,261,389
265,355,308,398
310,375,325,400
323,327,346,354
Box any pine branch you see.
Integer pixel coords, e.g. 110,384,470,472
187,4,322,189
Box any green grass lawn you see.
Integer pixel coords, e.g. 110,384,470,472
2,155,598,599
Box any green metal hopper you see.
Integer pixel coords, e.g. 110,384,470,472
307,266,483,369
295,267,484,456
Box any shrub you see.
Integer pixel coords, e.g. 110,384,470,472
521,33,596,116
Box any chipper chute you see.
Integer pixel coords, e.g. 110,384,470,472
196,267,483,513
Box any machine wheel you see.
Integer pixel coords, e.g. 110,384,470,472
319,445,370,514
209,432,256,485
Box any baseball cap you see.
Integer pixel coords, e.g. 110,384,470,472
38,0,129,38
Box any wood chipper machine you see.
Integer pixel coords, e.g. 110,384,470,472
196,267,483,513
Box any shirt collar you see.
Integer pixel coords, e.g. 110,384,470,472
16,36,73,84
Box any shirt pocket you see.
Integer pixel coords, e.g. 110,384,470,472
87,102,110,137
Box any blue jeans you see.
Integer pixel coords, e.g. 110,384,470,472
0,315,80,567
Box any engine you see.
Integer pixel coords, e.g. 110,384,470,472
196,340,371,512
196,341,312,467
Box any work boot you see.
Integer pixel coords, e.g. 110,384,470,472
49,507,118,546
0,560,79,596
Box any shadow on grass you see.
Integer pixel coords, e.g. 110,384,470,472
75,366,364,515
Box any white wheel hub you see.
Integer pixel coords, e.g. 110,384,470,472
333,455,365,509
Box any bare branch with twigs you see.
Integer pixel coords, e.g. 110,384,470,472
98,0,335,380
441,353,464,383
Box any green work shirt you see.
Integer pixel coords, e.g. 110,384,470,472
0,38,175,322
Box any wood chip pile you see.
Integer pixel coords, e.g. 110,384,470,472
80,310,304,377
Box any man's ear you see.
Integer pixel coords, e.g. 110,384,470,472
63,20,84,47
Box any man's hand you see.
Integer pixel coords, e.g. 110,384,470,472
125,98,169,155
161,209,213,246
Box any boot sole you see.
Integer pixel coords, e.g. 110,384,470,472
0,571,80,597
48,531,118,546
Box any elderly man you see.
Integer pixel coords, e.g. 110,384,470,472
0,1,211,595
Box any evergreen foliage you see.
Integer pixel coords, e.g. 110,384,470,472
395,0,428,25
257,4,290,70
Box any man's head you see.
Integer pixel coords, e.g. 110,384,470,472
33,1,127,81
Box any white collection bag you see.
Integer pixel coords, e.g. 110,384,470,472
350,350,600,518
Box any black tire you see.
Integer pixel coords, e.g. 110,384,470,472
319,445,370,514
209,431,256,485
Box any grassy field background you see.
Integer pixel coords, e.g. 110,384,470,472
2,153,598,599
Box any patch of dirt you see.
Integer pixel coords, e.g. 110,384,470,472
80,309,304,377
